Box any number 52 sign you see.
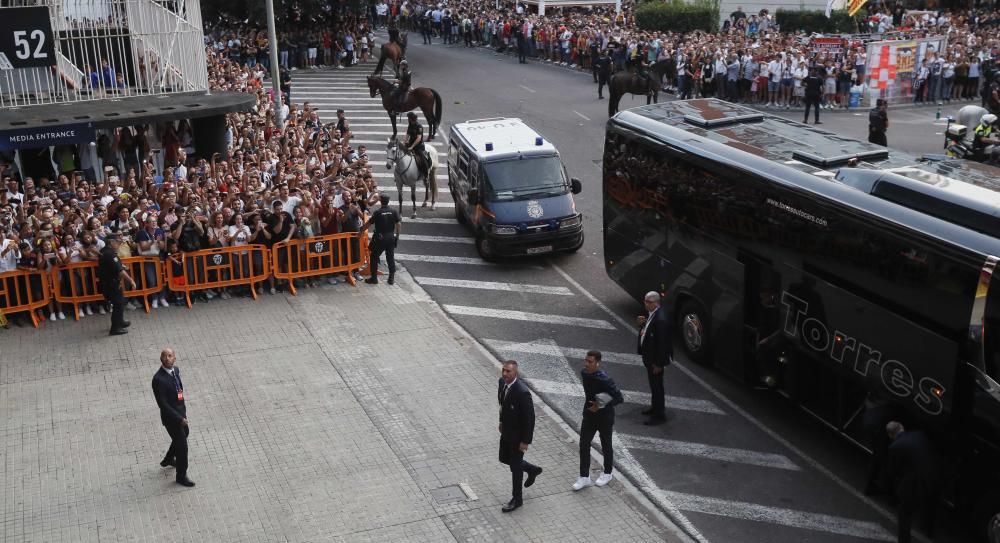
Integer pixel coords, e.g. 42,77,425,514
0,7,56,69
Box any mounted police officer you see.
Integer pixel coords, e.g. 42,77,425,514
635,54,656,94
596,48,613,100
392,60,412,112
388,19,401,46
98,233,136,336
404,111,430,179
364,195,402,285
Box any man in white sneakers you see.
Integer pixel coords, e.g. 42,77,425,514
573,351,625,491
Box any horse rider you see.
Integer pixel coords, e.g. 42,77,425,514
596,48,613,100
388,19,401,45
635,54,656,93
404,111,430,180
392,60,412,113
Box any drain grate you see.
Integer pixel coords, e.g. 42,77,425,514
430,484,469,504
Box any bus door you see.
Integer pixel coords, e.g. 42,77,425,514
970,263,1000,456
739,252,783,385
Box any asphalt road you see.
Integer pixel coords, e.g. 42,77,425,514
291,35,976,543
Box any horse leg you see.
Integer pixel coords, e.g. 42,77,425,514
429,167,437,211
410,184,417,219
390,113,397,138
421,174,429,208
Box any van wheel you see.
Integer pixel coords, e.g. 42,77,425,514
678,300,709,365
975,493,1000,543
455,201,468,225
475,232,496,262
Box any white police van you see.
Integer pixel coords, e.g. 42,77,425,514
448,118,583,260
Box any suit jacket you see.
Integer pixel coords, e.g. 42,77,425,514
887,430,940,496
638,307,673,368
498,378,535,445
152,367,187,427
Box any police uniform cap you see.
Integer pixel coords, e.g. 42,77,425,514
407,111,417,119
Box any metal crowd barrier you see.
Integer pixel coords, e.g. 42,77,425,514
272,232,367,295
0,269,52,328
165,244,272,308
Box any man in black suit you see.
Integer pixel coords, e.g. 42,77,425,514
637,291,672,425
152,348,195,487
498,360,541,512
886,421,940,543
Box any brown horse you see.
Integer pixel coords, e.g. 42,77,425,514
373,34,408,78
608,59,672,116
367,75,442,140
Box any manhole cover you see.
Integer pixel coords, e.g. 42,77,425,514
430,484,468,504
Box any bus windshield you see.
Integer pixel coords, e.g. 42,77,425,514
483,156,567,201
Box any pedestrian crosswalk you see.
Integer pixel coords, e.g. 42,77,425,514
292,55,899,543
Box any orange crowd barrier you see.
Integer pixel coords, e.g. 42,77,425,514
272,232,368,295
166,244,271,308
50,257,165,320
0,269,52,328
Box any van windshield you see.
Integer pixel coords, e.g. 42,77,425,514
483,156,567,201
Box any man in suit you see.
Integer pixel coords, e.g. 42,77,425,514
637,291,671,425
886,421,940,543
152,348,195,487
498,360,541,512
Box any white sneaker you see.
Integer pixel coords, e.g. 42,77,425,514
98,305,106,315
50,312,56,321
595,473,613,486
160,298,169,307
86,305,94,316
78,308,85,319
572,476,593,491
58,312,66,320
152,298,159,309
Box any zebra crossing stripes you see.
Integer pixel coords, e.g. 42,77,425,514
442,305,616,330
483,338,644,366
416,277,573,295
400,234,472,244
525,377,724,415
617,434,800,471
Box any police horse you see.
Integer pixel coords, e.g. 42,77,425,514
367,75,443,141
386,136,439,218
373,34,408,78
608,59,673,116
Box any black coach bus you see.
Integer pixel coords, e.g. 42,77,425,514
603,98,1000,540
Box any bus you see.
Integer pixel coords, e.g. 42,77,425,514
603,98,1000,541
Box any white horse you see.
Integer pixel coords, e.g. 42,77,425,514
386,137,438,218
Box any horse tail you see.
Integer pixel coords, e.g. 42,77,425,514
431,89,443,132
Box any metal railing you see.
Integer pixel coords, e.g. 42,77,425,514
0,0,208,109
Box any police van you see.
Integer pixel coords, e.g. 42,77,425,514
448,117,583,260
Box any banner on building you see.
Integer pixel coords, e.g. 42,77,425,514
0,122,96,150
864,36,947,106
811,37,847,55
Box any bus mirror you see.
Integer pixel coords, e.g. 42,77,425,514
468,188,479,206
570,178,582,194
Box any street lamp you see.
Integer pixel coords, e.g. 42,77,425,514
265,0,283,128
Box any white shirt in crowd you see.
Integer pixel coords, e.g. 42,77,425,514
0,238,20,272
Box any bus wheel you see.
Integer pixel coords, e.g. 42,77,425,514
476,232,496,262
679,300,709,364
975,493,1000,543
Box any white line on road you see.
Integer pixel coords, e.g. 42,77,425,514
483,338,643,366
373,174,449,181
548,261,918,541
417,277,573,295
442,305,616,329
659,491,896,542
518,84,536,93
405,218,459,225
396,253,527,267
526,377,724,415
401,234,473,244
619,434,800,471
573,110,591,121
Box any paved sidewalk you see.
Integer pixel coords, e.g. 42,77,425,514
0,269,681,542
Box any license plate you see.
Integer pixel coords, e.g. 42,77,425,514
526,245,553,255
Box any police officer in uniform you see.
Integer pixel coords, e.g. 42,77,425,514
403,111,429,179
98,233,136,335
596,48,613,100
364,194,401,285
389,19,402,46
868,99,889,147
392,60,412,113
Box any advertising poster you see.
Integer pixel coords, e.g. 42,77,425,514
865,36,947,105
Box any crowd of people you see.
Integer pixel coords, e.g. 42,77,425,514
4,1,1000,328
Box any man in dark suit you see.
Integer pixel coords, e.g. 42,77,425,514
637,291,672,425
152,348,195,487
886,421,940,543
498,360,541,512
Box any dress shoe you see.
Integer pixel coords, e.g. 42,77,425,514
176,477,195,487
387,274,395,285
501,498,522,513
109,328,128,336
160,458,175,468
365,276,379,285
643,416,666,426
524,466,542,488
121,321,131,328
